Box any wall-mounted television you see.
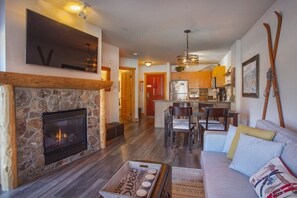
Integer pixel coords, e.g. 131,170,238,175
26,9,98,73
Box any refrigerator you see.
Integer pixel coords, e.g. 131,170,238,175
169,80,189,101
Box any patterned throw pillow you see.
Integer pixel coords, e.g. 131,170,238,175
249,157,297,198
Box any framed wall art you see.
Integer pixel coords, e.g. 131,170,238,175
242,54,259,98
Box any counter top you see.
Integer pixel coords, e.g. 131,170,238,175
154,100,231,103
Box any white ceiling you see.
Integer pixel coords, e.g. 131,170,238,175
49,0,277,66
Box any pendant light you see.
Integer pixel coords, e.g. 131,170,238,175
176,30,199,69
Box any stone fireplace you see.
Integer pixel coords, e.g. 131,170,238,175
15,88,101,184
42,108,88,165
0,72,112,191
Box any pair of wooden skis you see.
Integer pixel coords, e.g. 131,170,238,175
262,11,285,127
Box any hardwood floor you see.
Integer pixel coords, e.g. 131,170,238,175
0,117,202,198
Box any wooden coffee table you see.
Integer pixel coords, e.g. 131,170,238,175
99,161,171,198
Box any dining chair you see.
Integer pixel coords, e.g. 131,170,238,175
196,103,220,141
169,106,195,151
173,102,191,107
199,107,229,145
198,103,215,112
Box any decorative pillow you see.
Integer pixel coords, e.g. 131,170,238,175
222,124,237,153
229,134,285,177
250,157,297,198
227,125,275,159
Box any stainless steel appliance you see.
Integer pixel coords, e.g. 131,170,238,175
169,80,189,101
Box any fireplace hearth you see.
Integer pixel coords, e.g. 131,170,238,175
43,108,87,165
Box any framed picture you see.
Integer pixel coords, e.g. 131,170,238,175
242,54,259,98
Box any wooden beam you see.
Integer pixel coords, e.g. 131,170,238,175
0,72,113,91
0,85,18,191
99,89,106,149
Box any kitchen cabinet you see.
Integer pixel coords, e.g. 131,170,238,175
171,71,212,88
212,65,226,87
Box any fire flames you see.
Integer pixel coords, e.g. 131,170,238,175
56,129,67,145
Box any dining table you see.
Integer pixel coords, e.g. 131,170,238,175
164,107,239,147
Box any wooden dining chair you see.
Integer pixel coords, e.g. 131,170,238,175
198,103,215,112
173,102,191,107
198,103,220,123
196,103,220,141
169,106,195,151
199,107,229,145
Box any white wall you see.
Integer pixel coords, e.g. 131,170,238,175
120,58,139,119
240,0,297,131
4,0,102,80
220,51,231,68
231,40,242,113
0,0,5,71
138,63,171,114
102,42,119,123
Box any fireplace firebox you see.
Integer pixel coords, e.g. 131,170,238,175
42,108,87,165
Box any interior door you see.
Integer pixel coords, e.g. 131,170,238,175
146,74,165,116
120,70,133,120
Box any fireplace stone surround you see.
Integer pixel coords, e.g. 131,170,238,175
0,72,112,191
15,88,101,184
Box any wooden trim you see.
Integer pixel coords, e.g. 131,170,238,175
119,66,136,71
101,66,111,81
144,72,167,116
0,72,113,91
0,85,18,191
100,89,106,149
101,66,111,91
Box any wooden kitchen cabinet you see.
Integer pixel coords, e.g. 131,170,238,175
212,65,226,87
171,71,212,88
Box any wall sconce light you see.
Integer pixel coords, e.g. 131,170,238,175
144,61,152,67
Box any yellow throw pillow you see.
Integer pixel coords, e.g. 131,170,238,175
227,125,276,159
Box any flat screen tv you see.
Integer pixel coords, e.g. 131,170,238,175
26,9,98,73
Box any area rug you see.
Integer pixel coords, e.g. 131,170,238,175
172,167,205,198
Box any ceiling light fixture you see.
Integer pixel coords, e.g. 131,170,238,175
69,4,82,12
78,2,90,19
176,30,199,69
144,61,152,67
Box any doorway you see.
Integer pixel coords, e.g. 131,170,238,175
119,67,135,121
145,73,166,116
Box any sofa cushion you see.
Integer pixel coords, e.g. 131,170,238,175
201,151,258,198
256,120,297,176
227,125,275,159
280,141,297,177
249,157,297,198
222,124,237,153
229,134,285,177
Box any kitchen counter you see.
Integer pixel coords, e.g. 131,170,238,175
154,100,231,128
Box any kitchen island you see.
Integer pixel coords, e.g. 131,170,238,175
154,100,231,128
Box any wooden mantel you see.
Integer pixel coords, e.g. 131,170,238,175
0,72,113,90
0,72,112,191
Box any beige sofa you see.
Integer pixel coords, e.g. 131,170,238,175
201,120,297,198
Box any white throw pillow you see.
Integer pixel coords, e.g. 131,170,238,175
222,124,237,153
229,134,285,177
250,157,297,198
